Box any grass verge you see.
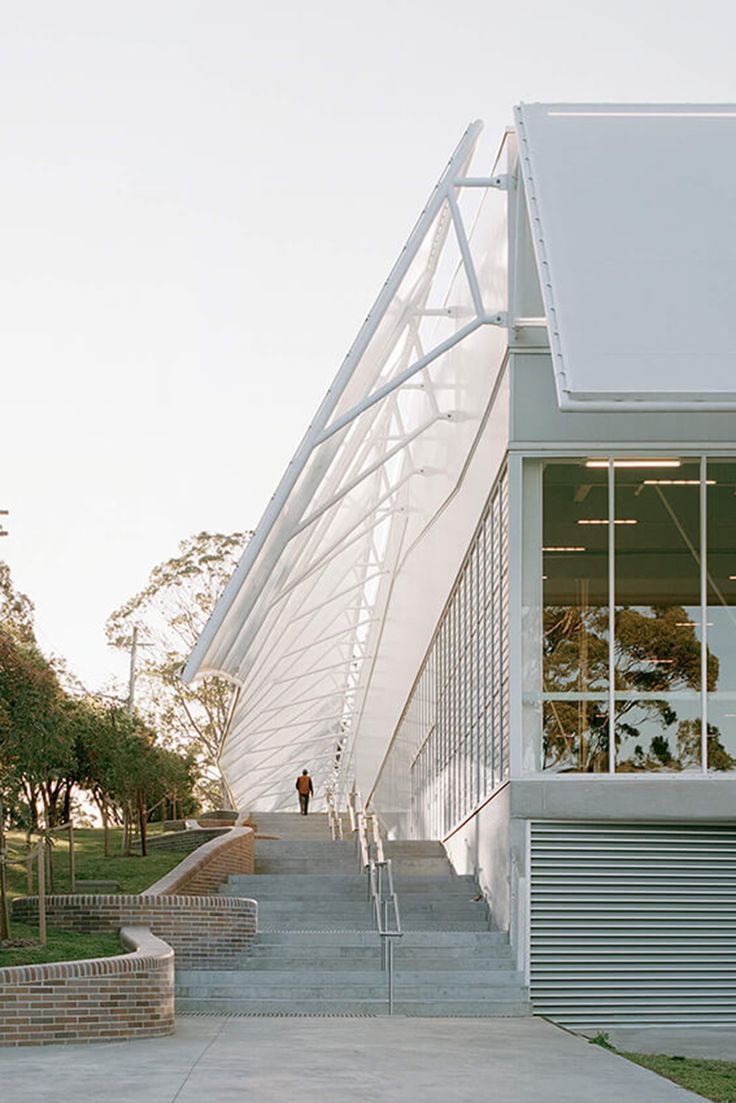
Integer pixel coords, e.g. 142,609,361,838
1,922,122,968
622,1052,736,1102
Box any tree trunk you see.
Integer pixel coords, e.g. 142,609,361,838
137,790,148,857
101,802,109,858
62,781,72,825
0,796,11,940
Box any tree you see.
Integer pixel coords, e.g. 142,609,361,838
106,532,252,806
0,562,35,647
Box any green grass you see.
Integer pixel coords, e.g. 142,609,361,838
0,922,122,968
1,825,186,967
4,825,183,901
622,1052,736,1102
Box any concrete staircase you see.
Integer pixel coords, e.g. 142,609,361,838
175,812,529,1016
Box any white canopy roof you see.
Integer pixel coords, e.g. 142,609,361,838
185,104,736,811
515,103,736,410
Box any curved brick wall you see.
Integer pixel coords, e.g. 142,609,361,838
3,820,257,1046
12,891,257,968
0,926,174,1047
145,824,254,896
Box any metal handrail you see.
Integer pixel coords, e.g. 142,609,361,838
348,792,402,1014
324,788,344,840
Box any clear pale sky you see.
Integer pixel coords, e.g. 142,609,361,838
1,0,734,690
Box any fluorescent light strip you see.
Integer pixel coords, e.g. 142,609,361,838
586,459,681,469
675,621,713,627
543,546,586,553
643,479,716,486
577,519,637,525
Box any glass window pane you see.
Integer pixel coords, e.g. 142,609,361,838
706,459,736,771
614,459,702,770
541,459,609,772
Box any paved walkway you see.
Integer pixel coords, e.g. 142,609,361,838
602,1026,736,1060
0,1015,703,1102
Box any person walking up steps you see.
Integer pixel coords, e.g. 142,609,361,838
296,768,313,815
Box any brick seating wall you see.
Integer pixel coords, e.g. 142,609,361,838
0,927,174,1047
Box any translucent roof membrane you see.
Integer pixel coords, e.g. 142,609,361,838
183,120,509,810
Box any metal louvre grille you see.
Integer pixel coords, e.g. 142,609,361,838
529,821,736,1027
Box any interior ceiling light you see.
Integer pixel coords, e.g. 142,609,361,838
730,576,736,581
585,459,681,469
675,621,713,627
543,546,586,552
577,519,637,525
644,658,675,664
643,479,716,486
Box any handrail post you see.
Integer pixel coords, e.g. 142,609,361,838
387,936,395,1015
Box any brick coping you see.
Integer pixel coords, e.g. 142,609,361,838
0,925,172,986
15,891,252,909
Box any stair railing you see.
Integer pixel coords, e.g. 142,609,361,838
324,787,344,840
361,808,403,1013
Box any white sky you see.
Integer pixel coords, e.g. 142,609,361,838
1,0,735,690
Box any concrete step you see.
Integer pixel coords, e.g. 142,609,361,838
244,939,514,960
253,930,509,947
225,874,477,894
253,860,452,876
253,899,485,915
175,995,530,1016
235,954,518,971
176,968,525,990
254,841,355,854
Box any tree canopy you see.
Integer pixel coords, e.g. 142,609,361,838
106,531,252,805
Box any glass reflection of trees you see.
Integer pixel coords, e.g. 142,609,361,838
541,461,608,772
540,459,736,773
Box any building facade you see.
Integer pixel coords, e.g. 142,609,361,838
186,104,736,1026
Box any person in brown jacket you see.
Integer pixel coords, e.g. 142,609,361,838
296,769,314,815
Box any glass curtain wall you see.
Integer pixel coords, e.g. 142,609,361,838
380,468,509,839
523,456,736,773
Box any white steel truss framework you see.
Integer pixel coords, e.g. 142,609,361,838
184,120,510,811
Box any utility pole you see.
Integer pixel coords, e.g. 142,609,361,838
127,626,138,715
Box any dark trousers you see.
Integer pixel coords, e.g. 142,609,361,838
299,792,310,815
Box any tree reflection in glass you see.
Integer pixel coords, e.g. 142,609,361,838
541,461,608,771
614,461,705,770
539,458,736,772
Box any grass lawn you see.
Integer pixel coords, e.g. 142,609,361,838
622,1052,736,1102
1,922,122,968
4,825,183,900
1,825,186,967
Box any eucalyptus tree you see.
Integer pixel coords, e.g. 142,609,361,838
106,531,252,806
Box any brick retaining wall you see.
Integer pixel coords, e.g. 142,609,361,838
147,826,229,852
0,927,174,1047
13,891,257,969
3,820,257,1046
145,824,254,896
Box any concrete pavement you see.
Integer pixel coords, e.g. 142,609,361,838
599,1026,736,1061
0,1015,704,1102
